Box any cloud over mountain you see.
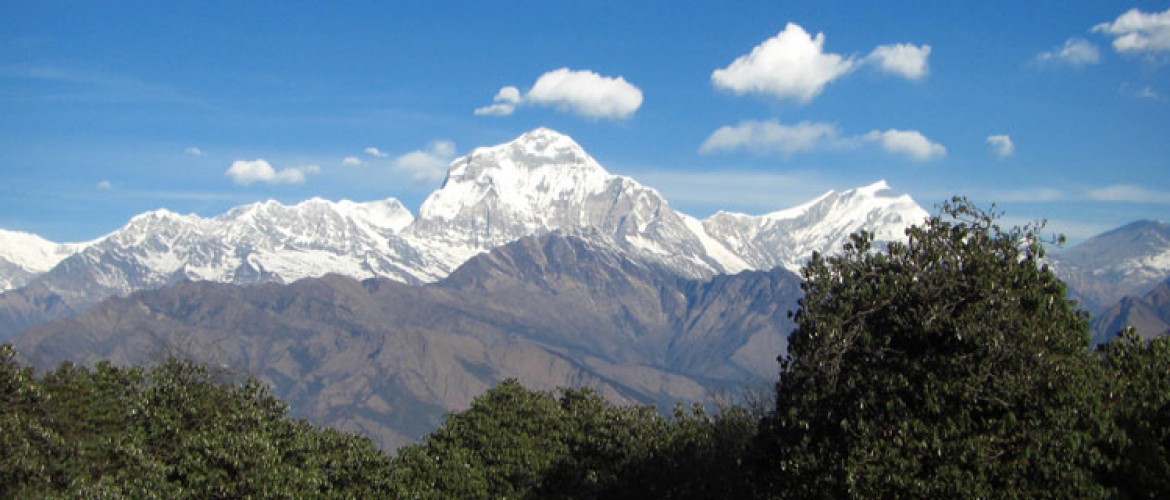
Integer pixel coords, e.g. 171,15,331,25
700,119,945,162
392,140,456,184
699,119,841,155
863,129,946,162
225,159,319,185
476,68,643,119
712,23,856,102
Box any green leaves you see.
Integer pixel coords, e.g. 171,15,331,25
0,349,392,497
764,199,1111,497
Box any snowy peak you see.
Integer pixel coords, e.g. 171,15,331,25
408,128,727,277
703,179,929,273
1,128,931,313
0,229,90,291
420,128,614,222
0,229,86,272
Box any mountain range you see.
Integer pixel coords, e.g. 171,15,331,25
14,233,802,451
0,128,928,341
3,127,1169,451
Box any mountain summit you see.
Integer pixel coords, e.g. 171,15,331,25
0,128,932,340
406,128,731,277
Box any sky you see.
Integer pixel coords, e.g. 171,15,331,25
2,1,1168,245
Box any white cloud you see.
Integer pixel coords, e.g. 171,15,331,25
699,119,842,155
96,180,112,190
1035,38,1101,67
474,102,516,117
225,159,319,185
1093,7,1170,54
526,68,643,119
1087,184,1170,203
474,86,521,116
184,146,204,157
342,156,362,166
701,120,946,162
986,134,1015,158
863,129,946,161
364,146,389,158
712,23,856,102
476,70,642,120
866,43,932,80
393,140,457,184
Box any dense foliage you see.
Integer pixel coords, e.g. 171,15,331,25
3,199,1167,498
389,379,758,499
0,346,393,498
759,198,1113,497
1099,328,1170,497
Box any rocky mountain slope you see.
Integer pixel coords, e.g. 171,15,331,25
1090,278,1170,344
0,128,928,341
14,233,802,451
1051,220,1170,314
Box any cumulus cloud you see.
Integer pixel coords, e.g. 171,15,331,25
865,43,932,80
342,156,362,166
1035,38,1101,66
474,86,522,116
225,159,319,185
863,129,946,161
1093,7,1170,54
527,68,644,119
475,69,643,119
364,146,389,158
699,119,842,155
711,23,856,102
184,146,204,157
1088,184,1170,203
96,180,112,190
986,134,1015,158
393,140,457,184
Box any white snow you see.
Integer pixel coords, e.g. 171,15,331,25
2,128,934,304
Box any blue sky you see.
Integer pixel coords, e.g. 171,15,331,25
2,1,1168,244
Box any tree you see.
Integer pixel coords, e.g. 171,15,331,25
389,379,761,499
1099,328,1170,496
0,348,394,497
759,198,1110,497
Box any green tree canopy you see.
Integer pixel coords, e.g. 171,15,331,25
0,346,393,498
1099,328,1170,497
760,198,1111,497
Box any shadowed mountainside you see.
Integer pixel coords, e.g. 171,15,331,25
14,233,801,451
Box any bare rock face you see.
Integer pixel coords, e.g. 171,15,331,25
15,233,802,451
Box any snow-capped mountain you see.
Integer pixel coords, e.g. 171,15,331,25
703,180,929,274
404,127,743,278
1051,220,1170,313
29,197,421,308
0,128,930,327
0,229,90,290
